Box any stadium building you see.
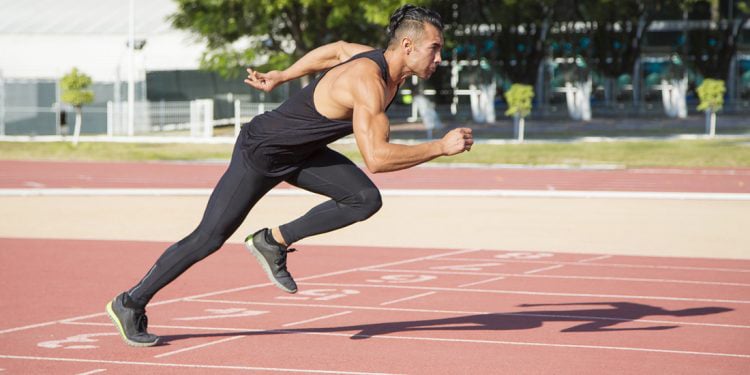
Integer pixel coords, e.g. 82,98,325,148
0,0,285,137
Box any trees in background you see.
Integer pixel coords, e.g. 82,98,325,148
61,68,95,145
169,0,412,77
504,83,534,141
169,0,749,120
696,78,725,136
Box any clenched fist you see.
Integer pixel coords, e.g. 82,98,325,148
440,127,473,156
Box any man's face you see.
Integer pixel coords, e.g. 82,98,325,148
406,23,443,79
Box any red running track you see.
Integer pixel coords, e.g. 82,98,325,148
1,160,748,373
0,238,748,374
1,160,749,192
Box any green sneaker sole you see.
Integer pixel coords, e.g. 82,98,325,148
105,301,159,347
245,234,297,294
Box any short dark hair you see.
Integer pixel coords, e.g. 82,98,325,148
386,4,443,47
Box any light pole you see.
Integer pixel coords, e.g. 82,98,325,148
127,0,135,136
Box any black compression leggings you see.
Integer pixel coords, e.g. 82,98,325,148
128,141,382,307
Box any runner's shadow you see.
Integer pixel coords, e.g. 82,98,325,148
158,301,732,344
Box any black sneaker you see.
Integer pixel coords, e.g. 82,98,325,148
245,228,298,293
105,292,159,347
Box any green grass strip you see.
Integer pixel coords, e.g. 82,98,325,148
1,139,748,168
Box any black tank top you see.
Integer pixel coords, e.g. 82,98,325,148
241,49,393,176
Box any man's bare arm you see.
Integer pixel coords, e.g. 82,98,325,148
245,41,374,92
351,75,473,173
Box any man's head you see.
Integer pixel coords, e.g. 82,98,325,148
386,4,444,79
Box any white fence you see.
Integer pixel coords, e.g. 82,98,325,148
0,73,281,137
105,99,281,138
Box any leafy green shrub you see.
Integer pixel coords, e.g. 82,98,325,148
504,84,534,118
696,78,725,113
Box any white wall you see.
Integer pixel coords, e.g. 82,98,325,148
0,33,204,81
0,0,206,81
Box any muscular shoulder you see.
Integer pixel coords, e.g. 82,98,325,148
335,41,375,62
336,57,383,85
320,58,386,113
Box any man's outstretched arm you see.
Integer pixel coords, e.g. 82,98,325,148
244,41,374,92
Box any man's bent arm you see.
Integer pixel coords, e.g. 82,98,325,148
245,41,373,92
354,109,444,173
351,77,473,173
279,42,373,82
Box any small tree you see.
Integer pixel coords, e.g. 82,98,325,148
504,84,534,142
61,68,94,145
696,78,725,138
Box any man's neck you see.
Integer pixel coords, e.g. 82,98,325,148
383,48,413,87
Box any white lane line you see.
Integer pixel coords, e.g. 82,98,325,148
578,255,613,263
0,247,477,335
0,321,59,335
524,264,565,275
36,324,750,359
66,308,750,330
380,292,436,306
458,276,507,288
3,188,750,201
174,300,489,317
0,355,399,374
0,308,129,334
282,311,352,327
435,257,750,273
299,282,750,304
154,336,243,358
358,248,481,271
75,369,106,375
363,268,750,287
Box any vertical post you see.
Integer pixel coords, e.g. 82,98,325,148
408,90,419,122
107,100,113,137
127,0,135,136
55,79,62,135
156,99,164,130
410,75,419,122
514,114,526,142
0,70,5,136
234,99,241,137
450,62,459,115
704,110,715,137
258,92,265,115
113,66,121,135
203,99,213,138
72,107,82,146
190,100,197,137
535,59,546,115
632,57,641,111
728,53,737,105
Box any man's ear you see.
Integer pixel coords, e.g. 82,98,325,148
401,37,412,55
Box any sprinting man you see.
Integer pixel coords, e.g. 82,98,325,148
106,4,473,347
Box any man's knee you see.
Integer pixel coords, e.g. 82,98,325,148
352,187,382,220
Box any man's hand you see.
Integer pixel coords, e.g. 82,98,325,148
440,128,473,156
244,68,285,92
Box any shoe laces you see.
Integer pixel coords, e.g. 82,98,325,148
134,309,149,333
274,247,296,268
